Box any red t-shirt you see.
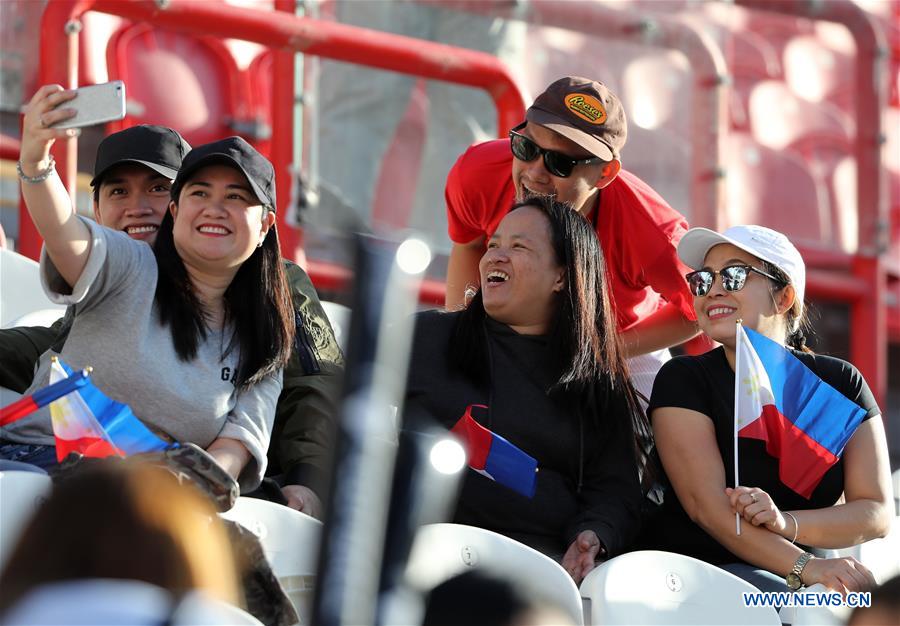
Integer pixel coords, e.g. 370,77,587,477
445,139,697,332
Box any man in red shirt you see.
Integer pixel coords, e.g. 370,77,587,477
445,76,699,399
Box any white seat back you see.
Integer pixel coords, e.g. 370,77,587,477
405,523,584,626
320,300,350,351
5,308,65,328
220,496,322,623
0,579,262,625
0,249,65,328
580,550,781,625
0,471,53,571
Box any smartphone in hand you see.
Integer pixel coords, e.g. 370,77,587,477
52,81,126,129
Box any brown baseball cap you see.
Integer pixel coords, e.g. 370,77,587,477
525,76,627,161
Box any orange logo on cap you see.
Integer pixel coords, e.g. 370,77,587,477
564,93,607,125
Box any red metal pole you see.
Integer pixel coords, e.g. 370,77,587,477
737,0,889,408
86,0,525,133
272,0,299,263
416,0,729,231
28,0,525,264
805,270,868,302
852,256,887,404
19,1,86,260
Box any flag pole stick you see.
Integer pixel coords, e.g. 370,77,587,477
734,319,742,536
0,368,90,425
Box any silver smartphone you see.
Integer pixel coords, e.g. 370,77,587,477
52,80,126,129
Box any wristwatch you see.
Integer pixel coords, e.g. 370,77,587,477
786,551,814,590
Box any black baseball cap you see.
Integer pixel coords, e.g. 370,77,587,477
525,76,627,161
171,136,276,211
90,125,191,187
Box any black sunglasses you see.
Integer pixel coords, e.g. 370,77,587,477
508,125,603,178
685,264,786,297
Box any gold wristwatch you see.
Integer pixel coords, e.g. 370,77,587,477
786,551,814,590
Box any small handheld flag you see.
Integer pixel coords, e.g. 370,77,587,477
48,358,171,461
734,323,866,501
450,404,538,498
0,368,90,426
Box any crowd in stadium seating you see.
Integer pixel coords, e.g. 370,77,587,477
0,68,895,624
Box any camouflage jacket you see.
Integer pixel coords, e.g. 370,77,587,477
0,260,343,499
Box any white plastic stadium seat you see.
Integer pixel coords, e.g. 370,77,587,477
5,308,65,329
0,471,53,571
0,249,65,328
405,523,585,626
0,579,262,625
320,300,350,351
580,550,780,625
220,496,322,623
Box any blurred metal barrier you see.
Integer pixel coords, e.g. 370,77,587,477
735,0,889,409
425,0,890,406
27,0,890,405
28,0,526,263
416,0,730,239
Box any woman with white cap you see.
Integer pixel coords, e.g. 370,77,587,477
644,224,893,594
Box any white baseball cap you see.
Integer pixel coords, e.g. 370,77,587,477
677,225,806,329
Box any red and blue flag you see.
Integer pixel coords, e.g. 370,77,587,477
451,404,537,498
735,325,866,498
0,367,91,426
47,358,171,461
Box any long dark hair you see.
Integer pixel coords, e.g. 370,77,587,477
153,198,295,388
450,196,653,478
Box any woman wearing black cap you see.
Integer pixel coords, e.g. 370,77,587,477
7,85,294,491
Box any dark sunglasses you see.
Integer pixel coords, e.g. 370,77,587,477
508,125,603,178
685,264,786,297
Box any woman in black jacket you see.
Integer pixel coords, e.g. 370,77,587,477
405,196,648,584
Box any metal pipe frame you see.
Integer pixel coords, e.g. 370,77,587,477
415,0,730,231
25,0,891,403
27,0,526,262
736,0,889,408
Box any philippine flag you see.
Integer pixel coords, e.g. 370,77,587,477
735,325,866,498
48,358,170,462
450,404,537,498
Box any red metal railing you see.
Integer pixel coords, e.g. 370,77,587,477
429,0,890,406
734,0,889,408
26,0,525,270
418,0,730,232
25,0,889,404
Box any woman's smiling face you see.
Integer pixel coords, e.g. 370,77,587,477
479,205,565,335
694,243,790,346
170,163,273,271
